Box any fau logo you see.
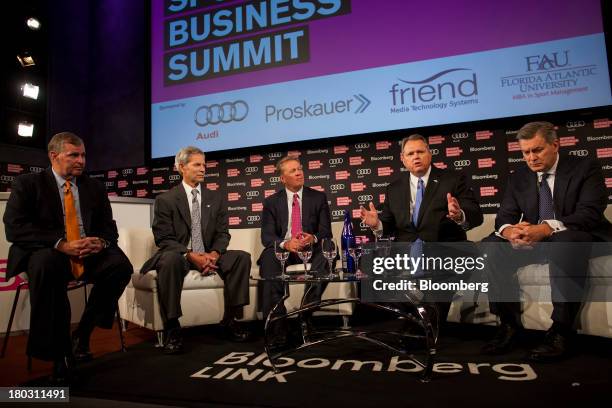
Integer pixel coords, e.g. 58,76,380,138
251,178,265,187
153,176,164,185
596,148,612,158
593,118,611,129
334,145,349,154
351,183,367,192
336,197,352,206
206,161,219,168
480,186,499,197
335,171,350,180
118,180,128,188
477,158,495,168
559,136,578,147
263,165,275,174
377,167,393,177
251,203,263,212
475,131,492,140
227,169,240,177
206,182,219,190
137,167,149,175
107,170,119,179
350,156,365,166
311,185,324,192
434,161,448,169
379,193,386,203
376,141,391,150
229,217,242,226
428,135,445,145
7,164,24,173
507,141,520,152
264,189,276,197
309,160,323,170
227,193,241,201
605,178,612,188
446,147,463,157
352,209,361,218
137,189,148,198
250,155,263,163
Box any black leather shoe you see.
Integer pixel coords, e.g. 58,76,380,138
163,328,184,354
50,357,73,385
482,323,520,355
221,319,252,342
72,332,93,362
529,329,571,362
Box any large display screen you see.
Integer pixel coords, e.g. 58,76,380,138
150,0,612,159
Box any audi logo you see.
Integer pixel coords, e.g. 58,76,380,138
359,221,368,228
122,168,134,175
454,160,471,167
246,191,259,197
355,143,370,149
358,194,373,201
451,132,469,140
269,176,280,183
569,150,589,157
194,100,249,126
332,210,345,217
329,158,344,165
29,166,44,173
566,121,585,128
169,175,181,181
245,166,258,173
121,190,134,196
247,216,261,222
105,182,114,187
330,184,345,191
356,168,372,176
1,175,15,182
430,148,440,155
269,152,282,158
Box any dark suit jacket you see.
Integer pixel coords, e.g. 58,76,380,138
380,167,483,242
495,154,611,241
258,186,332,254
3,168,119,279
141,184,230,273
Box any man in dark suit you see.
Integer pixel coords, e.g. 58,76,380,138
360,134,483,324
482,121,610,361
141,146,251,354
258,155,332,343
3,132,133,384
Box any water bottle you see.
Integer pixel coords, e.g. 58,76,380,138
341,210,356,274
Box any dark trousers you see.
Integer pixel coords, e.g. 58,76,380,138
26,247,133,361
258,247,328,318
483,230,592,331
154,250,251,326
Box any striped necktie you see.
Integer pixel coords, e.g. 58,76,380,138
64,180,84,279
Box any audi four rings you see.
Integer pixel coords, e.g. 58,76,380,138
194,100,249,126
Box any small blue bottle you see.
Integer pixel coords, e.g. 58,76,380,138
340,210,356,274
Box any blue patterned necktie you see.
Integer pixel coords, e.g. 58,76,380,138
191,189,205,253
538,173,555,222
412,178,424,226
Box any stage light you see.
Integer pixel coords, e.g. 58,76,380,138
17,53,35,67
17,122,34,137
22,83,40,99
26,17,41,30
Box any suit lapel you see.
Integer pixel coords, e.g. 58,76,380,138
417,167,440,226
300,188,311,232
44,169,64,226
399,174,412,227
175,185,191,229
200,187,210,236
75,176,92,233
278,190,288,238
552,156,570,216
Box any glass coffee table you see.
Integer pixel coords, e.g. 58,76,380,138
253,271,439,382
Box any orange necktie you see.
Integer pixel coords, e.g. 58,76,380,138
64,180,84,279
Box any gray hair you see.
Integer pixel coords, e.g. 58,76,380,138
175,146,205,168
48,132,83,153
400,134,429,152
516,121,557,143
276,155,301,174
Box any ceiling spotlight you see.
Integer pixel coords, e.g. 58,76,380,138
22,83,40,99
26,17,41,30
18,122,34,137
17,53,35,67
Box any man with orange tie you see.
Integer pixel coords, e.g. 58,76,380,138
3,132,133,384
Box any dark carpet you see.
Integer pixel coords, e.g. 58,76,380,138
29,319,612,408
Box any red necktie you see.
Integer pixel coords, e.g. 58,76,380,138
290,193,302,238
64,180,84,279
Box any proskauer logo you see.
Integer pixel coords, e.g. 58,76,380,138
265,94,370,122
389,68,478,113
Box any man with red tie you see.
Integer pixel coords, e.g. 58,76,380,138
3,132,133,384
258,155,333,344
